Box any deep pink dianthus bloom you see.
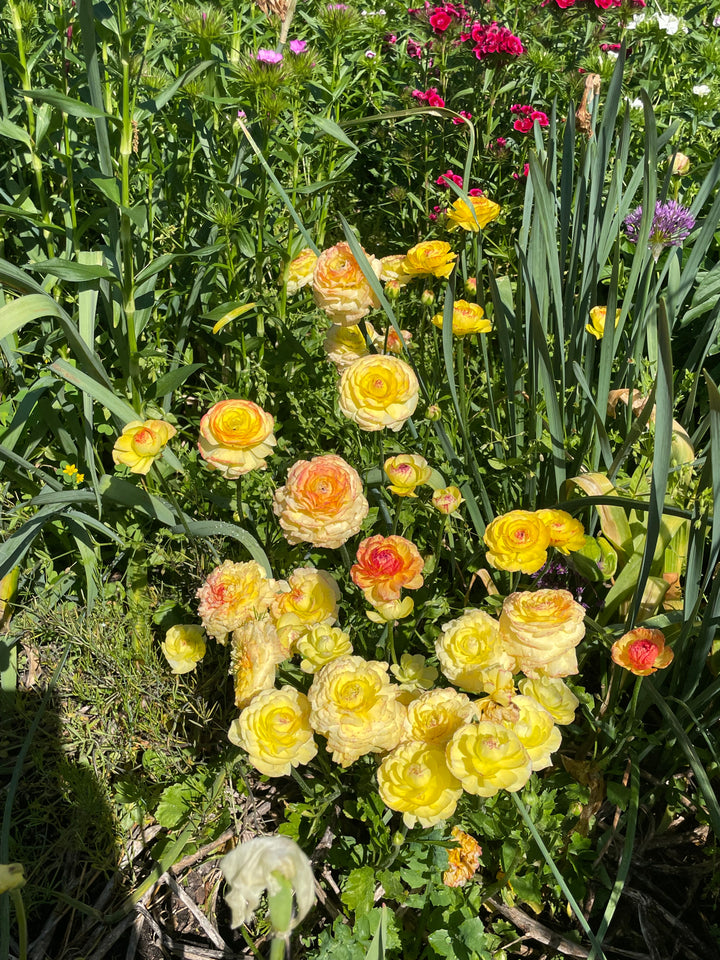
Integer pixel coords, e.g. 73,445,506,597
436,169,463,187
451,109,472,124
289,39,307,54
468,187,483,196
427,90,445,107
429,9,453,31
256,48,283,63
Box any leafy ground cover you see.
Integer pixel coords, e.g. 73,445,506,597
2,0,720,957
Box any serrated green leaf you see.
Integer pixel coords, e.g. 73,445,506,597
341,865,376,916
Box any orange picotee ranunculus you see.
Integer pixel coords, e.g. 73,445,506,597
273,454,369,549
112,419,177,475
611,628,674,676
198,399,276,478
313,241,381,325
351,535,424,605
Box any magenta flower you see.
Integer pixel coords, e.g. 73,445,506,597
256,49,283,64
289,39,307,54
624,200,695,261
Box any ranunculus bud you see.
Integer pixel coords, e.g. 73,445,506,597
421,289,436,307
426,403,441,420
671,152,690,176
385,279,401,300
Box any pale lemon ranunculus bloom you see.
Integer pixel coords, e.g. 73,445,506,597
198,399,276,479
0,863,25,894
338,354,419,432
446,720,532,797
503,694,562,771
220,836,315,932
162,624,207,674
405,687,477,746
389,653,438,692
366,596,415,623
431,300,491,337
383,454,432,497
499,588,586,678
270,567,340,650
377,740,463,828
273,454,369,550
446,196,500,233
112,419,176,475
296,624,353,674
323,323,375,370
379,253,413,286
435,608,511,694
229,686,317,777
196,559,279,643
586,305,620,340
518,676,579,725
308,655,405,766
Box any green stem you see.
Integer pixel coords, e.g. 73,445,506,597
10,889,27,960
270,936,287,960
154,465,193,541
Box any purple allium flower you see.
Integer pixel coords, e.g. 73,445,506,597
624,200,695,261
289,39,307,53
256,48,283,64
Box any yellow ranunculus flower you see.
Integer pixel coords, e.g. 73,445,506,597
313,241,381,325
503,695,562,771
230,686,317,777
383,454,432,497
446,196,500,233
586,305,620,340
323,323,375,370
296,624,353,674
517,676,579,725
432,486,464,514
405,688,477,746
286,247,318,295
273,454,369,550
270,567,340,650
446,720,532,797
307,655,405,766
435,609,512,693
483,509,551,574
161,624,206,675
0,863,25,894
196,559,279,643
338,354,419,432
366,596,415,623
535,508,586,555
112,419,176,475
499,588,586,678
377,740,463,828
379,253,412,286
402,240,457,279
389,653,438,692
198,399,276,478
230,618,288,708
431,300,491,337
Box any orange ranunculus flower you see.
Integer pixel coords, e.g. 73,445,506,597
273,454,369,549
312,241,381,325
198,399,276,479
431,300,491,337
402,240,457,280
338,354,419,432
499,589,586,678
611,628,674,676
383,454,431,497
230,618,288,708
443,827,482,888
446,196,500,233
351,535,424,605
382,327,413,355
483,509,551,574
432,486,464,514
535,509,586,555
196,560,279,643
286,247,318,296
112,419,176,475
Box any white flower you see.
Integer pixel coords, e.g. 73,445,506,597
626,12,646,29
365,50,376,58
693,84,712,97
656,13,686,35
628,98,644,110
605,50,619,61
221,836,316,932
714,15,720,27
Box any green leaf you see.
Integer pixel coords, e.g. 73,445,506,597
314,116,359,152
50,358,137,424
25,258,117,281
174,520,272,576
149,363,204,401
0,118,32,147
155,783,193,829
23,87,110,118
341,865,376,916
98,474,176,527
